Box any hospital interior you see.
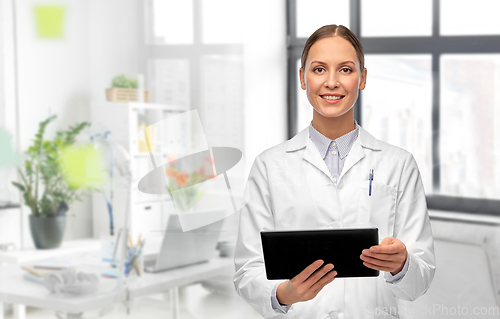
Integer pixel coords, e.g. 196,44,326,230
0,0,500,318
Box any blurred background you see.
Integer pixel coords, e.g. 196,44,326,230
0,0,500,318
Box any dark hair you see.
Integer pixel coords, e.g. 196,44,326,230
300,25,365,73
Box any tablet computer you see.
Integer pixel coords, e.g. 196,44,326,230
261,228,379,280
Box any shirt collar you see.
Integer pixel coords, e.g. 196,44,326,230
308,121,360,160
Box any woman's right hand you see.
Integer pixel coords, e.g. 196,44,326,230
276,259,337,306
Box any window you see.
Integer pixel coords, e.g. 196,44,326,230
295,59,313,131
295,0,350,38
440,0,500,36
440,54,500,199
144,0,244,150
362,55,433,192
287,0,500,215
148,0,194,45
201,0,244,44
361,0,432,37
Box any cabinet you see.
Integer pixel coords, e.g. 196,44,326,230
90,102,186,241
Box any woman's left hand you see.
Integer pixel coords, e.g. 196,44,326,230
360,237,407,275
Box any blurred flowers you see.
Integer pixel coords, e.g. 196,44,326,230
164,153,215,212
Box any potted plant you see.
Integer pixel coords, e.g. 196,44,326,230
12,115,91,249
105,74,149,102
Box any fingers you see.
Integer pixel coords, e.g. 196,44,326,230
361,249,407,263
361,239,408,273
285,260,337,304
293,259,325,283
369,245,400,254
362,261,394,272
369,237,406,254
379,237,394,245
311,270,337,295
360,255,399,271
312,268,337,288
303,263,334,288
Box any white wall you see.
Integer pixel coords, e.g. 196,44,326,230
1,0,17,137
13,0,92,245
89,0,143,103
8,0,142,247
243,0,288,174
1,0,22,249
16,1,91,147
0,0,5,127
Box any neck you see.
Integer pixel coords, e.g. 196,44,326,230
311,109,356,140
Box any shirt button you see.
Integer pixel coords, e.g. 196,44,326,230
333,178,337,183
331,150,337,156
332,142,336,146
329,311,338,319
330,221,340,229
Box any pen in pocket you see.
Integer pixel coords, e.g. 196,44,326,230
369,169,373,196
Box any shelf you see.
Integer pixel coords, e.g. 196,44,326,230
132,152,169,159
0,239,99,264
0,201,20,210
133,198,171,204
130,102,186,112
91,101,182,240
92,101,187,112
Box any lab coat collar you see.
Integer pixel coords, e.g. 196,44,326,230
286,124,382,153
286,124,382,183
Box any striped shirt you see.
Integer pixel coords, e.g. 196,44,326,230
309,121,359,183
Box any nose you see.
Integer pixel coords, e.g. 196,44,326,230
324,72,339,89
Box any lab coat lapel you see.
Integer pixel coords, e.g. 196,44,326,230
339,125,381,182
286,125,381,183
286,127,333,183
339,140,365,182
302,141,333,182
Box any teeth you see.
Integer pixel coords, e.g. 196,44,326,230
322,95,344,100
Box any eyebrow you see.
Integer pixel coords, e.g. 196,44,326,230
310,60,355,66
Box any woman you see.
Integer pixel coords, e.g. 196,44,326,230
234,25,435,318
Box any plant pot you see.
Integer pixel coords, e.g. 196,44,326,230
105,88,150,102
29,215,66,249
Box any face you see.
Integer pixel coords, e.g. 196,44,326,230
300,36,367,120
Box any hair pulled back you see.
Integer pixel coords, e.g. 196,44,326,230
300,25,365,73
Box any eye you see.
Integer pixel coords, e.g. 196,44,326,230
313,67,326,74
340,68,352,73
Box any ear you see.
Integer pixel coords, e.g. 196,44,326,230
299,67,306,90
359,68,367,91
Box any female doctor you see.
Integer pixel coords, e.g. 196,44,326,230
234,25,435,318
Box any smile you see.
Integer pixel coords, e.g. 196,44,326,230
320,95,345,104
321,95,344,100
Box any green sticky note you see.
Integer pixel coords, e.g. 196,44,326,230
0,129,18,167
34,5,65,39
60,145,105,189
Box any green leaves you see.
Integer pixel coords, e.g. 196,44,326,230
33,115,56,156
12,181,26,192
111,74,138,89
15,115,91,217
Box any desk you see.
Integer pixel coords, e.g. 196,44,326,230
0,256,233,319
0,240,100,265
0,239,102,319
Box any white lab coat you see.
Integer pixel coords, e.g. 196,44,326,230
234,125,435,319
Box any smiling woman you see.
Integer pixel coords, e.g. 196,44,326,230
299,25,366,140
299,36,366,140
234,24,436,319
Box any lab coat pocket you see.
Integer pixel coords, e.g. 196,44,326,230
358,180,397,239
